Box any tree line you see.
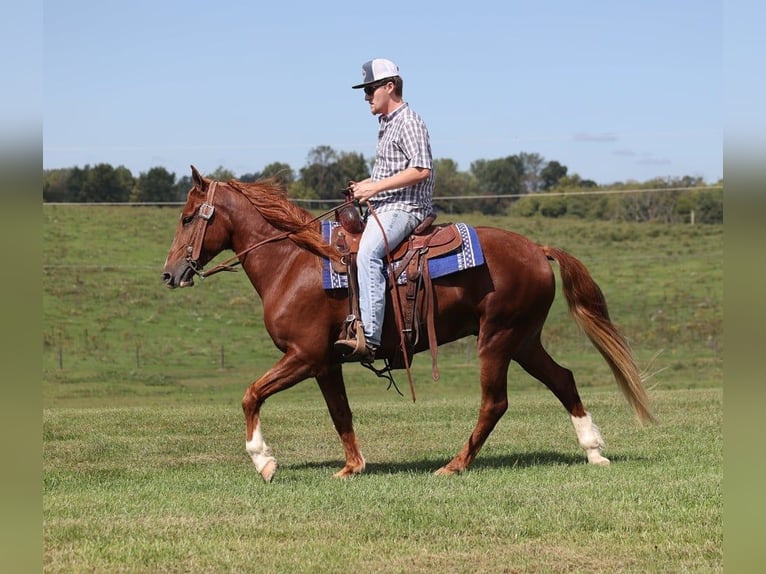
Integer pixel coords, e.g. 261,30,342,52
43,145,723,223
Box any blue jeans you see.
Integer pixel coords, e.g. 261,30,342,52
357,209,420,347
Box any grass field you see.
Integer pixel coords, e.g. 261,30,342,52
43,205,723,572
44,387,722,573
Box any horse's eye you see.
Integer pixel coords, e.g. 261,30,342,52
181,214,194,226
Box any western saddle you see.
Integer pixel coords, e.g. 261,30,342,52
331,201,463,381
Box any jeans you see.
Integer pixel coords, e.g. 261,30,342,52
357,209,420,347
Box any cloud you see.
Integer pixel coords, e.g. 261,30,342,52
614,149,671,166
637,156,672,166
614,149,636,157
573,132,619,142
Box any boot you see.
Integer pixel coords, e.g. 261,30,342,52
334,338,377,363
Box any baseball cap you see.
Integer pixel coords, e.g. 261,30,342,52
351,58,400,89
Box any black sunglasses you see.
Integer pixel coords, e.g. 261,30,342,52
363,80,391,96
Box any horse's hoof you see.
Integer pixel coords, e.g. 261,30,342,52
259,459,278,482
434,466,459,476
587,452,611,466
332,467,355,478
332,461,366,478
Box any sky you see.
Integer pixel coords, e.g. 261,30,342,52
38,1,725,185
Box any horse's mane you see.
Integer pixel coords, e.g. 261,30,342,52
227,178,339,261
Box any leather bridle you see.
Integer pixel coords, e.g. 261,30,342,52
185,181,219,275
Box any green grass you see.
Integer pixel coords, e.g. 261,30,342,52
43,205,723,572
44,387,722,573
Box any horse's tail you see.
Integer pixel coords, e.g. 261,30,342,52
542,245,656,425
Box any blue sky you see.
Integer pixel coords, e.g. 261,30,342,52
40,1,724,185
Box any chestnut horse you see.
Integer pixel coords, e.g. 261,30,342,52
162,166,653,482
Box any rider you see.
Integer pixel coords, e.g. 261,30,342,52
334,58,435,362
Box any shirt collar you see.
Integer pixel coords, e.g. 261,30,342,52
379,102,408,124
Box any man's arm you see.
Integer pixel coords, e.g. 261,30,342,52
349,166,430,203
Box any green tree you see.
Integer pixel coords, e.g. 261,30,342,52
43,168,72,202
67,166,87,202
174,175,192,200
470,156,522,214
432,158,478,214
300,145,338,200
238,171,261,183
72,163,134,202
540,161,568,190
694,189,723,224
300,146,369,203
335,151,369,190
518,151,546,193
207,166,236,182
261,162,295,185
131,167,176,202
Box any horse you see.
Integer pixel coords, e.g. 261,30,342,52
162,166,654,482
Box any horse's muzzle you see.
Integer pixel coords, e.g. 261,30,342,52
161,264,197,289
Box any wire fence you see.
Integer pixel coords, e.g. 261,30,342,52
44,184,724,207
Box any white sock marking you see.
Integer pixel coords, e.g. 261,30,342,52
571,412,610,465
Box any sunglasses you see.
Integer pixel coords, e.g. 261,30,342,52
363,81,391,96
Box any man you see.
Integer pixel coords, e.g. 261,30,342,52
334,58,435,362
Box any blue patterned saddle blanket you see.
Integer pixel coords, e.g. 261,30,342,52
321,221,485,290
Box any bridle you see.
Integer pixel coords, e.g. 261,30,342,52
184,181,219,276
184,180,351,280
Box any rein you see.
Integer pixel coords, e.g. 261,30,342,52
367,205,418,403
185,181,345,279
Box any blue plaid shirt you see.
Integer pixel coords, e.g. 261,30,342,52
369,103,434,222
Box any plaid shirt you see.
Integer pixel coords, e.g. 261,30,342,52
369,103,434,222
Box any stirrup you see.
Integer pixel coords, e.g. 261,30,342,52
334,340,376,363
334,318,376,362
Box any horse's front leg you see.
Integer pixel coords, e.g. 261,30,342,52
315,364,366,478
242,353,313,482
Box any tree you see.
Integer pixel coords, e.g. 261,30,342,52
470,156,522,214
613,177,682,223
131,167,177,202
70,163,134,202
431,158,479,214
238,171,261,183
207,166,236,181
174,175,192,201
261,162,295,185
300,146,369,202
67,166,87,202
518,152,546,193
540,161,568,190
43,168,72,202
335,151,369,189
300,145,338,200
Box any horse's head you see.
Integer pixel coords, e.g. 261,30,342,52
161,165,230,288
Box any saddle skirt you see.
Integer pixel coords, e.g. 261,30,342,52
321,221,484,290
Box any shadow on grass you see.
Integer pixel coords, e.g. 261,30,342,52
292,451,638,475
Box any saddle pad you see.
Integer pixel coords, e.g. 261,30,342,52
321,221,485,290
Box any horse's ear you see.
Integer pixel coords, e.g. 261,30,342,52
190,165,209,191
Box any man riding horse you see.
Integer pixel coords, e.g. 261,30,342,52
334,58,435,363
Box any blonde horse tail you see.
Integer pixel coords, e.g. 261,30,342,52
542,245,656,425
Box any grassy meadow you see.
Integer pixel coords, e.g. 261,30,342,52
43,204,722,572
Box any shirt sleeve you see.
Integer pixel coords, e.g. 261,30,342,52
398,116,433,170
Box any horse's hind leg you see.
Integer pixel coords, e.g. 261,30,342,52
315,364,366,478
516,338,610,465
